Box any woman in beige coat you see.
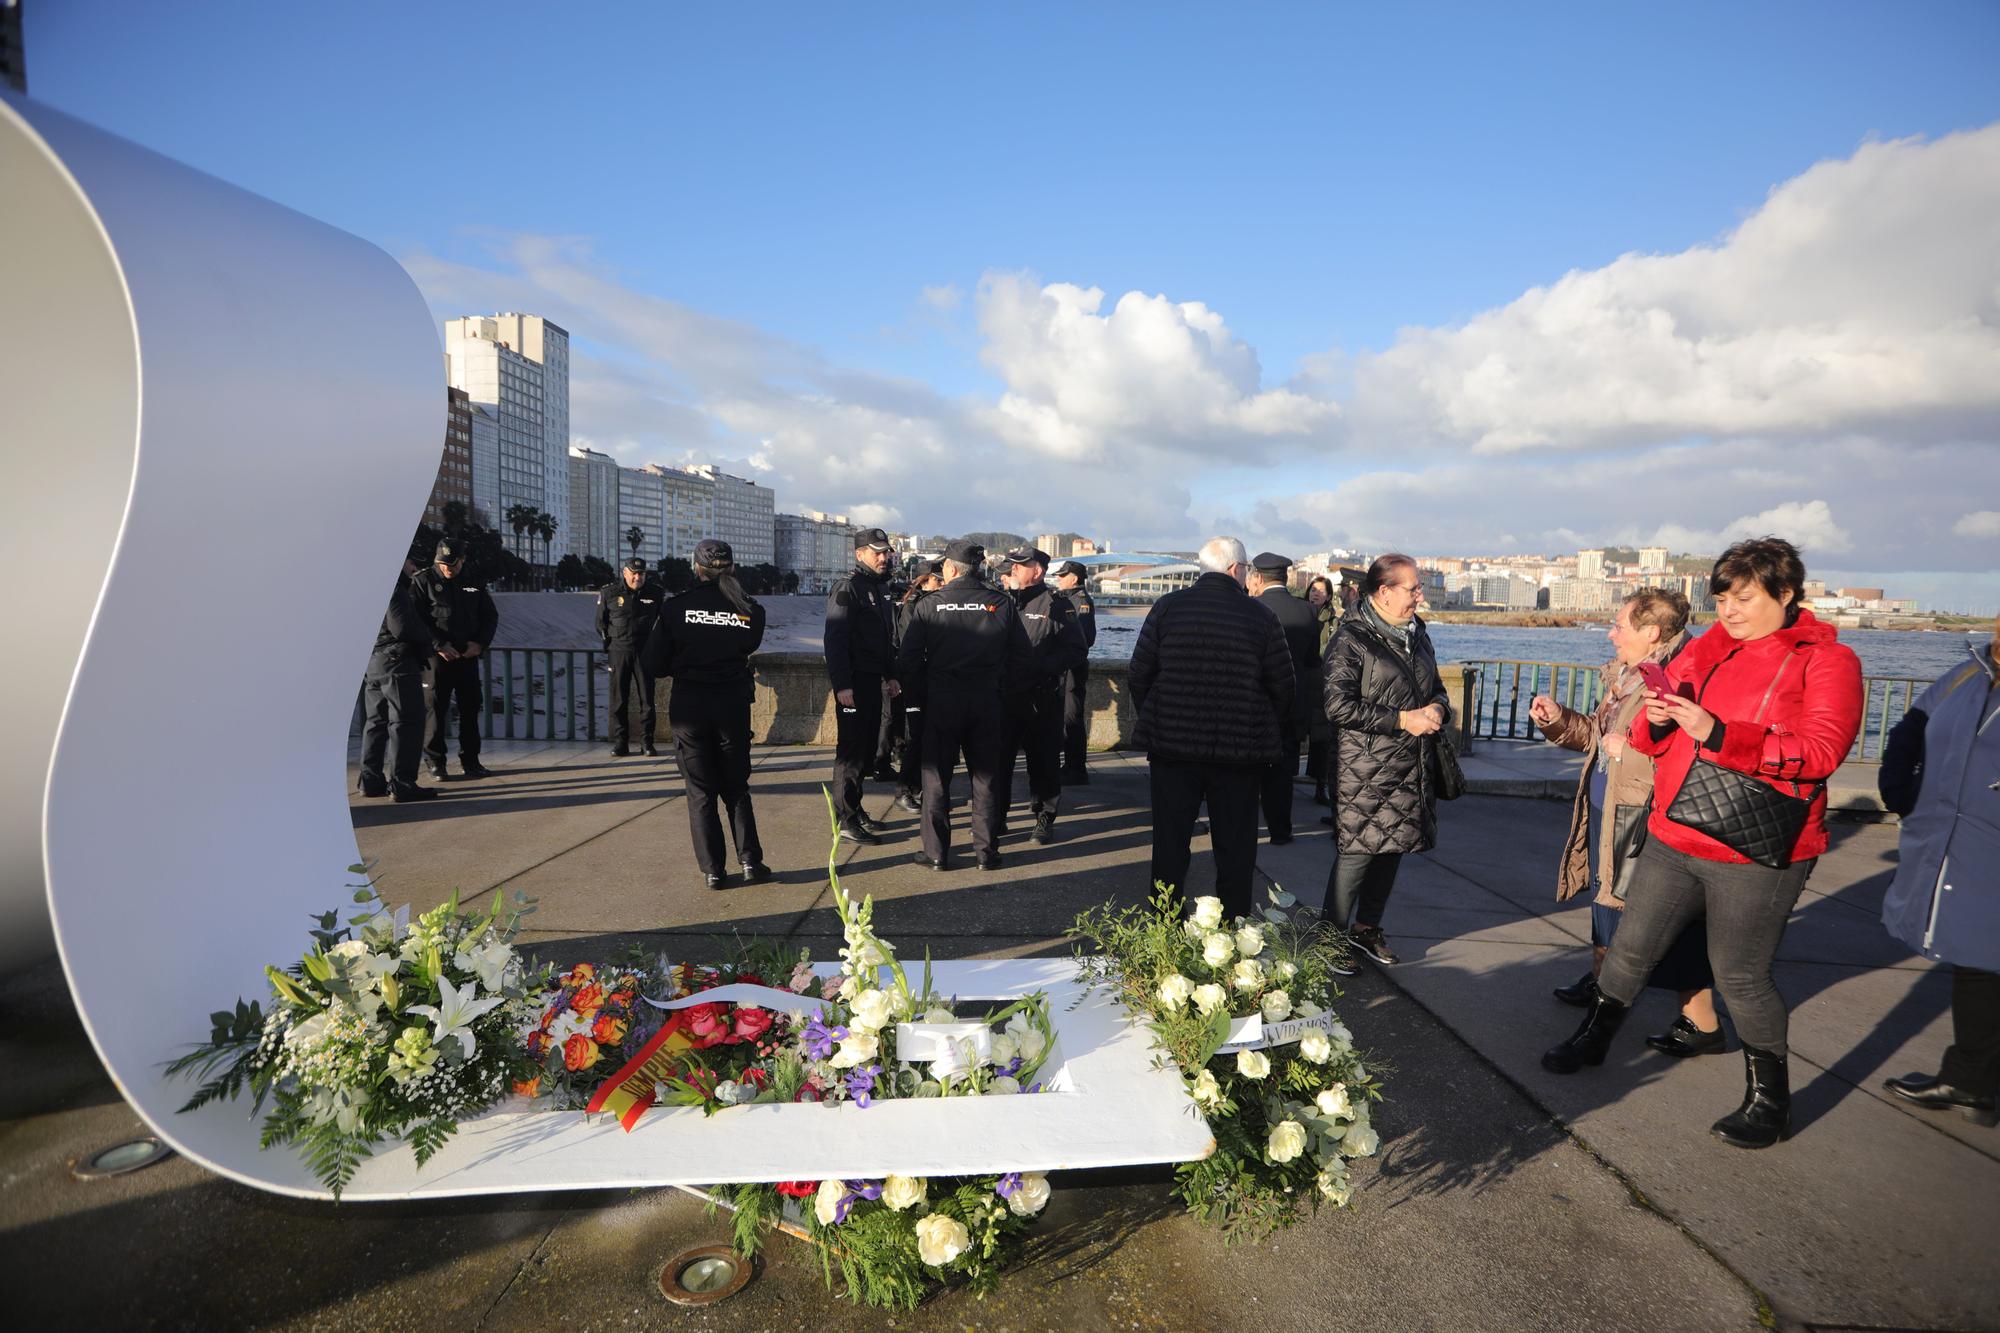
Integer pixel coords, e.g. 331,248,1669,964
1529,588,1721,1058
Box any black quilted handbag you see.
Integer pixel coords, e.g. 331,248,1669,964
1664,652,1819,868
1429,729,1467,801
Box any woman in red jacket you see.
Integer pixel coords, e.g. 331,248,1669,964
1541,537,1863,1150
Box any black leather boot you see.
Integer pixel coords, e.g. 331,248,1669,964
1552,970,1599,1007
1713,1044,1792,1148
1541,993,1628,1074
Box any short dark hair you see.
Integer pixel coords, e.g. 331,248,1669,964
1623,586,1692,639
1362,553,1418,598
1710,536,1806,609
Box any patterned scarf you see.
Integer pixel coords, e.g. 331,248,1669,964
1594,627,1691,733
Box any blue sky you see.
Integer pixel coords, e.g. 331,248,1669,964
26,2,2000,608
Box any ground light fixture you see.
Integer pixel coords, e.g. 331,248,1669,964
657,1245,754,1307
71,1136,173,1181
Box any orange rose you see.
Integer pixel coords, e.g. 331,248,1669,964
569,983,605,1017
591,1015,629,1046
561,962,596,986
562,1033,600,1071
513,1076,542,1097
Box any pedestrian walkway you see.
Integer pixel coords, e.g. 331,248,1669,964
1460,736,1893,812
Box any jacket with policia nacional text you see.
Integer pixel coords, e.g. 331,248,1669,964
642,580,767,689
894,573,1034,703
1008,582,1088,690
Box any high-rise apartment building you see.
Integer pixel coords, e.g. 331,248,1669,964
1638,546,1669,572
1035,532,1089,558
467,404,499,528
567,447,619,567
444,313,570,560
615,464,720,566
685,464,775,565
1576,548,1606,581
776,510,853,593
426,387,475,527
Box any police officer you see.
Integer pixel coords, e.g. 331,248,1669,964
1249,551,1320,845
1051,559,1097,783
895,541,1032,872
597,557,666,756
892,559,943,812
997,545,1086,844
358,544,438,803
642,539,771,890
824,527,900,844
410,536,499,780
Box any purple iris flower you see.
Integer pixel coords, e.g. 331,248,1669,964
1024,1081,1044,1095
802,1011,847,1061
996,1172,1022,1198
845,1178,884,1201
844,1063,881,1108
998,1055,1023,1078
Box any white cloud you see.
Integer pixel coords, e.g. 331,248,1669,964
1953,510,2000,539
1648,499,1853,556
918,283,963,311
1348,125,2000,455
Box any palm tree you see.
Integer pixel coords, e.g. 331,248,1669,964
533,510,558,589
625,525,644,560
505,503,534,575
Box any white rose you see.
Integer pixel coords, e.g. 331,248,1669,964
1157,973,1195,1010
1007,1173,1051,1217
1275,960,1297,982
814,1178,848,1226
1003,1012,1047,1063
882,1175,927,1211
1201,932,1235,968
1260,990,1292,1023
328,939,370,961
988,1033,1019,1065
987,1076,1021,1095
1341,1120,1380,1158
828,1030,880,1068
914,1212,971,1267
1330,1021,1354,1047
1234,924,1264,958
1190,1068,1222,1108
1317,1163,1353,1205
1298,1032,1333,1064
1183,916,1206,939
849,988,892,1031
1292,1000,1324,1019
1316,1084,1352,1120
1191,896,1225,930
1237,1048,1271,1078
1231,958,1265,992
1191,983,1228,1015
1267,1119,1308,1163
922,1006,956,1023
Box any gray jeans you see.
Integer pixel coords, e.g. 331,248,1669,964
1597,841,1814,1055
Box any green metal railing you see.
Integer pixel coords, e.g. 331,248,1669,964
1458,659,1926,763
475,647,610,742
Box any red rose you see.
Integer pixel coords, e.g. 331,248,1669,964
794,1083,824,1103
735,973,765,988
774,1180,819,1198
683,1002,730,1047
732,1007,775,1043
740,1066,770,1090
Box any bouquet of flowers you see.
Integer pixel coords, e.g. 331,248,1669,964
516,960,663,1107
1070,883,1382,1241
167,873,545,1198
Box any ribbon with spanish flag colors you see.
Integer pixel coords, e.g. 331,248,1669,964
586,981,824,1131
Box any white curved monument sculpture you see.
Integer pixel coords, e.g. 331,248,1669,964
2,94,1208,1199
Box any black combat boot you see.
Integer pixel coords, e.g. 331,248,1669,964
1541,992,1629,1074
1712,1044,1792,1148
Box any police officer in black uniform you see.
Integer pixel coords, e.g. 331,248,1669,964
997,545,1086,844
892,559,943,812
894,541,1032,872
824,527,900,844
1249,551,1320,845
1051,560,1097,783
597,557,666,757
358,544,438,803
642,539,771,890
410,536,499,780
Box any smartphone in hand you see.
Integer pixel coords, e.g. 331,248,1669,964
1635,661,1674,695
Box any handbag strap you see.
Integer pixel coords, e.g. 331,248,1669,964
1702,646,1823,797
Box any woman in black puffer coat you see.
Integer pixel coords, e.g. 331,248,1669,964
1323,553,1451,966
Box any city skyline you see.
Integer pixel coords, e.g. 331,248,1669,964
23,3,2000,611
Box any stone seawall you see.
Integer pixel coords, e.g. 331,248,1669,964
634,654,1478,752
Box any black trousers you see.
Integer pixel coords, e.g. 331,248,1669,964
1307,736,1329,789
1326,852,1403,931
1001,684,1064,821
360,660,426,793
896,699,924,794
921,689,1005,860
669,681,762,876
874,679,898,770
831,671,883,823
424,653,482,763
1149,758,1260,919
607,646,656,746
1061,664,1091,777
1260,729,1302,840
1944,965,2000,1097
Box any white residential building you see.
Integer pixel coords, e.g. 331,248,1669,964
567,447,619,568
445,313,571,560
616,464,719,567
685,463,775,565
468,403,499,529
1576,548,1606,581
776,510,853,593
1638,546,1669,572
1548,578,1616,611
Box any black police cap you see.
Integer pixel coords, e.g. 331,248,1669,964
943,539,985,566
853,526,892,551
1001,544,1050,567
434,537,464,564
623,557,647,573
693,538,733,567
1251,551,1294,573
1053,560,1087,581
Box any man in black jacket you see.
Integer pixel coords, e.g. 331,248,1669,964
409,537,500,780
895,540,1033,871
824,527,900,844
1053,560,1097,784
597,557,666,756
997,545,1087,843
1249,552,1321,844
1129,536,1294,917
358,547,438,803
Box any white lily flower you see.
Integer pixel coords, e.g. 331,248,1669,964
453,939,516,993
408,975,505,1060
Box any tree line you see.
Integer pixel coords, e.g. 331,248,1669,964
415,503,800,595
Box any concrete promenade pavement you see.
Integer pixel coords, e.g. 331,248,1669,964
2,738,1991,1329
